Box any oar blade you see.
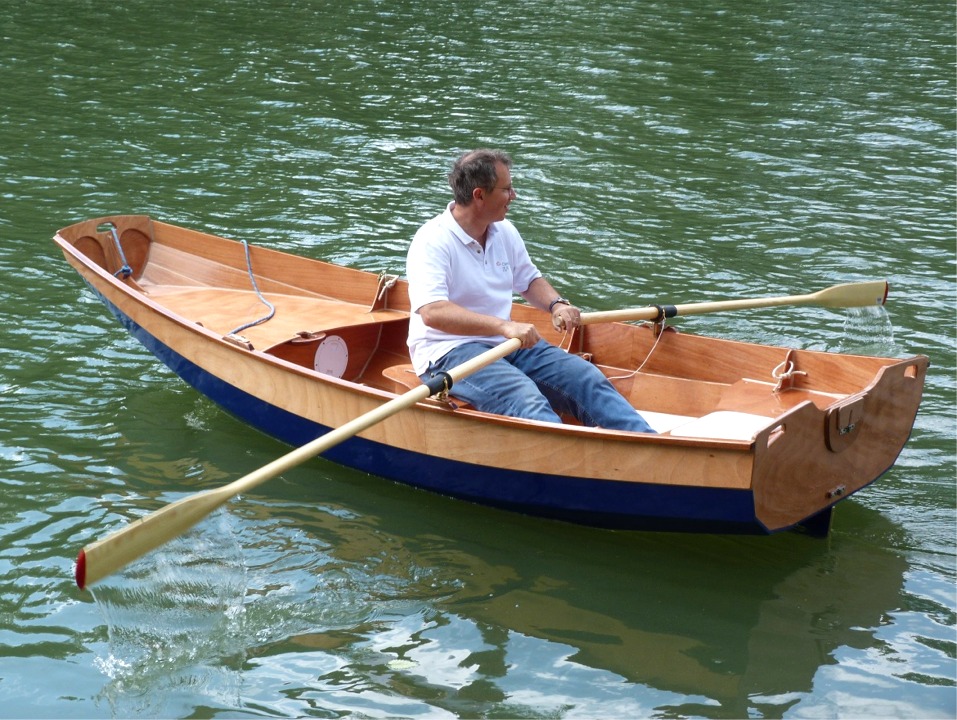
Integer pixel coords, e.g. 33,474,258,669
813,280,888,308
76,487,232,590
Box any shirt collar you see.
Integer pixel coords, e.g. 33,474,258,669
442,201,498,248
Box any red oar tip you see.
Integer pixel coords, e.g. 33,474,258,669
75,549,87,591
882,281,889,306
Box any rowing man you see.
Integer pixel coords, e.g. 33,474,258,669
405,148,655,432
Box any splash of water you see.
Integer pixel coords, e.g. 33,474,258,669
90,509,247,714
837,305,902,357
86,500,462,716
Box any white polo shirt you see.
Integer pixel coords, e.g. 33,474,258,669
406,202,542,375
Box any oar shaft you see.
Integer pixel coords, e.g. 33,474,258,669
76,338,521,590
672,293,818,317
580,280,888,326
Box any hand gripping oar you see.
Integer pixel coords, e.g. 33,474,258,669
579,280,888,326
75,337,522,590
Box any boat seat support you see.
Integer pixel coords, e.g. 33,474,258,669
382,364,473,410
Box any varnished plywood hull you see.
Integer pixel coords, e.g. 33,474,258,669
54,215,929,534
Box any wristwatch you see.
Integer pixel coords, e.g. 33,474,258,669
548,297,570,313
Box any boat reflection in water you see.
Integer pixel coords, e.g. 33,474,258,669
237,474,907,717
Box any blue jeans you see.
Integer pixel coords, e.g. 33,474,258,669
421,340,655,433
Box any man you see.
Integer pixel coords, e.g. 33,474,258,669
406,149,654,432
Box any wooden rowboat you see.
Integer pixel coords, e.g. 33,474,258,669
54,215,927,536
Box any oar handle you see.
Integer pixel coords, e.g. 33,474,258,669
76,338,521,590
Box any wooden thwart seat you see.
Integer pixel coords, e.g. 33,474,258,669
381,363,422,393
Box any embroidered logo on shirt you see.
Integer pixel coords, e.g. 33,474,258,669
496,260,511,273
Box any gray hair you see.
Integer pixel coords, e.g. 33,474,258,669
448,149,512,205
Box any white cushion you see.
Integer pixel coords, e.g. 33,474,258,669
668,411,773,441
637,410,696,433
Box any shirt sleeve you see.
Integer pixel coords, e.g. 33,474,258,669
406,221,452,313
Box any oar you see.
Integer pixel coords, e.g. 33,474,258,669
579,280,888,325
75,337,522,590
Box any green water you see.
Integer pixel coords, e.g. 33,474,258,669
1,1,954,717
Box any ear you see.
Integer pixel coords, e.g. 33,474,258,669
472,186,486,202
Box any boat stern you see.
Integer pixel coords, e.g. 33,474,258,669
750,354,928,532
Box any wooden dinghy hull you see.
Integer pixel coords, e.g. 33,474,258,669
54,216,928,536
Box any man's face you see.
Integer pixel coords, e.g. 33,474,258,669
482,162,517,222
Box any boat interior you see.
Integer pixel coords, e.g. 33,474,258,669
58,215,920,440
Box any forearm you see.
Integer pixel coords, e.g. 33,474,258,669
522,277,580,331
418,300,543,349
521,277,563,311
417,300,510,337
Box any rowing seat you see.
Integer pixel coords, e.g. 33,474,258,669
381,364,473,410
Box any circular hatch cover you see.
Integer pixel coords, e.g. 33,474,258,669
313,335,349,377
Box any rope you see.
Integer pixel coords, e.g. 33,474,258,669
606,321,669,381
376,273,399,301
227,239,276,336
107,224,133,278
557,316,668,382
370,272,400,312
353,325,383,382
771,355,807,392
